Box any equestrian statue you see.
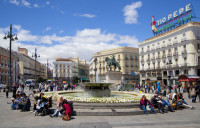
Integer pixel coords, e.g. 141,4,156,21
105,55,121,71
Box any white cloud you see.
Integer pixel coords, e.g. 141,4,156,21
43,27,51,32
0,25,139,64
34,4,39,8
46,1,50,5
9,0,19,6
59,30,63,34
79,14,96,18
123,1,142,24
21,0,31,8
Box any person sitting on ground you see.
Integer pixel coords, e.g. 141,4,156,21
21,93,31,111
62,99,72,120
16,84,24,95
159,95,174,112
172,94,181,110
33,96,41,112
177,93,195,109
50,96,63,117
139,95,156,115
151,94,165,114
11,94,21,110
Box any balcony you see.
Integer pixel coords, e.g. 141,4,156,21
151,47,155,51
140,50,144,54
162,54,166,58
181,37,186,42
162,44,165,48
168,41,172,46
146,48,150,52
167,53,172,57
182,49,187,54
173,52,178,56
181,62,187,67
173,40,178,44
156,45,160,49
173,63,179,68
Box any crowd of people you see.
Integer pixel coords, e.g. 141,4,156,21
139,81,199,115
2,82,74,121
1,81,200,119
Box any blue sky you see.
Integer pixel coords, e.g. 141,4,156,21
0,0,200,64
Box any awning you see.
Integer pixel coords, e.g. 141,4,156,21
178,75,200,82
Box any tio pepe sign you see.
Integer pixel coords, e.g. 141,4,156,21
151,3,194,35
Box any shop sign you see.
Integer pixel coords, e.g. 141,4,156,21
151,3,194,36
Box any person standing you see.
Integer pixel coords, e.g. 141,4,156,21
194,84,200,102
190,86,196,103
12,83,17,98
157,82,161,94
5,83,9,98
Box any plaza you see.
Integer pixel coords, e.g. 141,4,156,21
0,88,200,128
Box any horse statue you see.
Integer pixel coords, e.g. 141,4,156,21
105,56,121,71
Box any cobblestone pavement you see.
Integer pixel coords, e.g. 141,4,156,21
0,88,200,128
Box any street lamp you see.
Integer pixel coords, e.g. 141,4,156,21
32,48,40,88
3,24,18,89
94,58,97,82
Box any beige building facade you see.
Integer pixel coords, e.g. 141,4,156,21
18,47,46,82
53,57,89,83
89,47,139,83
139,21,200,86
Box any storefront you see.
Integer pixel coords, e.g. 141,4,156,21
178,75,200,88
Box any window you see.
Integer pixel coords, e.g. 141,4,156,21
168,39,171,41
183,33,185,37
174,37,177,40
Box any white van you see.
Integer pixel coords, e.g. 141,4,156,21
25,79,35,87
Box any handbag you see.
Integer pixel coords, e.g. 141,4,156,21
62,114,70,121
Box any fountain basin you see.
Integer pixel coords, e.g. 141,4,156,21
41,91,153,103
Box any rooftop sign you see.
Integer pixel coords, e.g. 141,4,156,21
151,3,194,35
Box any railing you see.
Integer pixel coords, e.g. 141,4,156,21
173,52,178,56
168,41,172,46
162,44,165,48
162,54,166,58
181,37,186,42
182,49,187,54
151,47,155,51
146,48,150,52
173,40,178,44
157,46,160,49
167,53,172,57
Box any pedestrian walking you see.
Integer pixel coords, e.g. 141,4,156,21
5,83,9,98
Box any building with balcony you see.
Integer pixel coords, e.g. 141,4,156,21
139,21,200,86
0,46,18,84
18,47,46,82
53,57,89,83
89,47,139,84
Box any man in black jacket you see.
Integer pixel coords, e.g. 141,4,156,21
151,94,165,114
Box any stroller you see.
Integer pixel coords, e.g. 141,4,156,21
35,97,50,116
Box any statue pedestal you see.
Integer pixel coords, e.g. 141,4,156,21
106,71,122,84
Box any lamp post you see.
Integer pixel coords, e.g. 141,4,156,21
3,24,18,89
32,48,40,88
94,58,97,82
46,59,51,79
